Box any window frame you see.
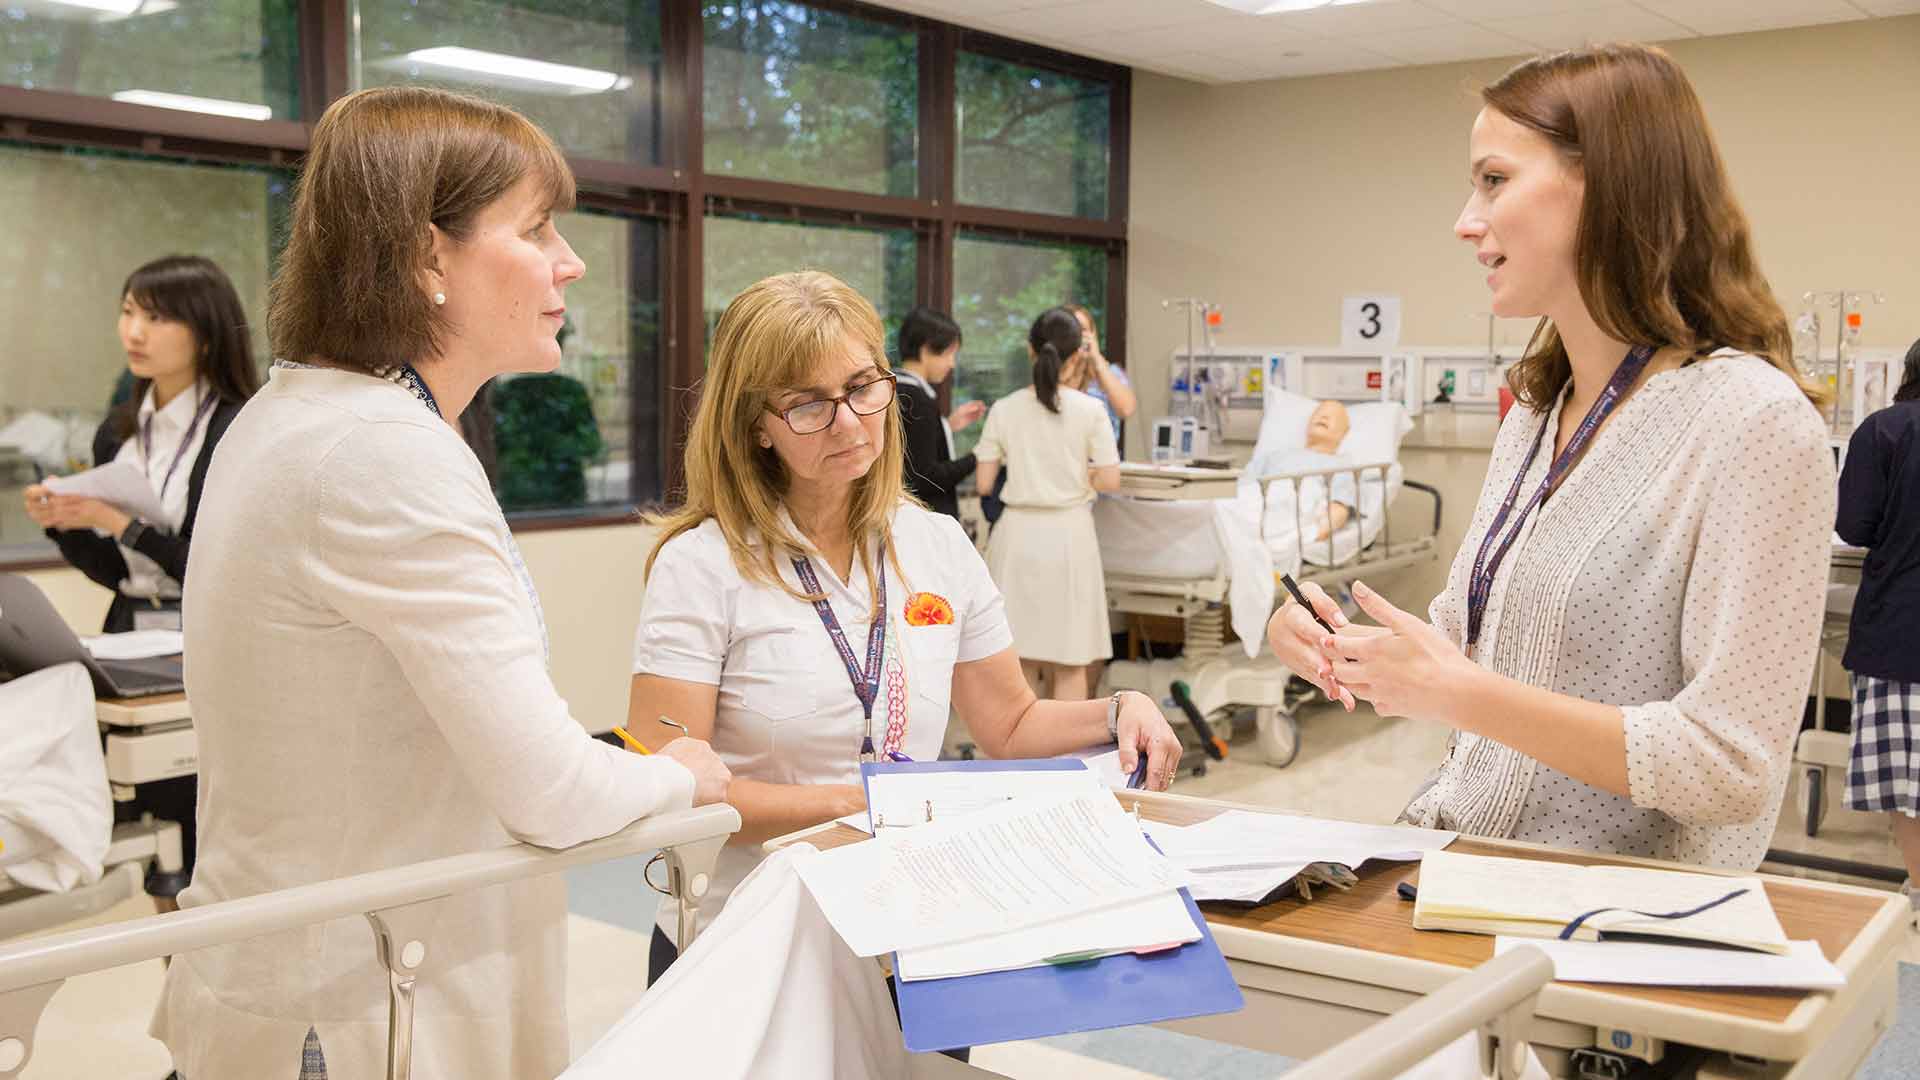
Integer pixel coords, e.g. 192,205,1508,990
0,0,1128,569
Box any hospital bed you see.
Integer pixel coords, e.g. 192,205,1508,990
0,803,739,1080
1099,350,1443,766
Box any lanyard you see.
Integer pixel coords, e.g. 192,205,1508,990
1465,344,1655,648
792,554,889,761
140,388,218,507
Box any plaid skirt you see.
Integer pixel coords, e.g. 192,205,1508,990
1847,675,1920,816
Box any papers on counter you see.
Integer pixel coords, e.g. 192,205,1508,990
1495,937,1843,991
833,811,872,834
1416,850,1790,954
81,629,183,661
897,887,1199,982
43,460,168,526
1144,809,1456,903
865,764,1102,830
793,790,1185,958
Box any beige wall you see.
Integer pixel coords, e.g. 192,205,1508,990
1124,14,1920,610
29,521,658,733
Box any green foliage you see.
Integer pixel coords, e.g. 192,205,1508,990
956,52,1110,219
493,373,607,511
702,1,918,196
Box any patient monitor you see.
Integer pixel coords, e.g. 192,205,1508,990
1150,416,1202,463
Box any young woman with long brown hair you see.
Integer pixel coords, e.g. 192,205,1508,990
1268,44,1833,872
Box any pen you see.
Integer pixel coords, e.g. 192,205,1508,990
1125,755,1150,790
611,726,651,754
1279,574,1336,635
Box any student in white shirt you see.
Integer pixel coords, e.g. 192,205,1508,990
24,255,260,635
21,254,261,914
630,271,1183,982
152,86,729,1080
1267,44,1832,872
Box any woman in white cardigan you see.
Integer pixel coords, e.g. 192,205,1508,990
152,87,729,1080
1267,45,1832,873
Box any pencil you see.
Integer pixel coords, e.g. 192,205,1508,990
611,726,651,754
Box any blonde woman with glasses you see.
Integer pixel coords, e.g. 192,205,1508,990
630,271,1182,984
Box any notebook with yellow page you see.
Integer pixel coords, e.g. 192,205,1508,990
1412,850,1791,955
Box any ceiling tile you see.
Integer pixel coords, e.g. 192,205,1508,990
1260,0,1463,38
1421,0,1600,17
1099,17,1316,54
1636,0,1869,36
1489,6,1698,50
1361,21,1536,64
985,0,1234,38
1230,41,1404,79
1848,0,1920,13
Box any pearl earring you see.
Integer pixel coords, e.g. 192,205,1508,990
432,291,447,306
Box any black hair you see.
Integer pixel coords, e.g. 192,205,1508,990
897,306,962,367
113,255,261,438
1027,306,1083,414
1897,337,1920,404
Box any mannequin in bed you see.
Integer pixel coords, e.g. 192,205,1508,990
1247,399,1356,541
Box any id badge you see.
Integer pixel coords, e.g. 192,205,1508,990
133,607,183,632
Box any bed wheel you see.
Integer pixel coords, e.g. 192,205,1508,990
1254,706,1300,768
1800,765,1827,837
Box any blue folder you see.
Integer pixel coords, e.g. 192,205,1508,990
860,759,1245,1053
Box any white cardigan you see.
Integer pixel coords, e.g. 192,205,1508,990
152,365,693,1080
1404,353,1834,871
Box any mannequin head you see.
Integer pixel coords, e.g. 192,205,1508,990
1305,400,1350,454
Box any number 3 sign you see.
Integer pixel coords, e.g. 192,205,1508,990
1341,295,1402,350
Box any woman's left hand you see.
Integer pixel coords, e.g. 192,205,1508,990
1116,690,1183,791
1321,581,1480,723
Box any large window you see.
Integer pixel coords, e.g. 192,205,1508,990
0,144,286,560
950,233,1108,455
703,2,917,196
705,215,916,348
356,0,665,164
2,0,301,120
0,1,1127,566
957,52,1111,219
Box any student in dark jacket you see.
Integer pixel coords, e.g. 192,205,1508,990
1836,337,1920,916
21,254,261,908
894,306,984,519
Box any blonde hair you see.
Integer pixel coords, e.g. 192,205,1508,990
646,271,909,601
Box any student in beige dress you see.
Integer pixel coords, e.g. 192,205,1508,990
974,306,1121,700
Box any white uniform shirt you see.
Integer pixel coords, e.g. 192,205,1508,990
110,379,213,599
634,503,1014,941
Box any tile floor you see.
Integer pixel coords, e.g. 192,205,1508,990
10,700,1916,1078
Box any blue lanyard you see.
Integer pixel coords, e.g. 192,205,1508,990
1465,345,1655,648
394,363,441,417
791,555,888,760
140,388,218,506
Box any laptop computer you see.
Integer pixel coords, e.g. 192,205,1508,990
0,574,184,698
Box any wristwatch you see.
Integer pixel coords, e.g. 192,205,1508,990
1106,690,1131,743
119,518,148,549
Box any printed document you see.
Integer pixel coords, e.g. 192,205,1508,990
864,766,1103,830
1146,810,1456,903
895,887,1198,981
44,460,168,526
794,790,1184,957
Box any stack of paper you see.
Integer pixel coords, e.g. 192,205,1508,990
794,789,1195,980
81,629,184,661
1415,850,1791,954
865,766,1104,829
1144,809,1457,903
1492,937,1844,990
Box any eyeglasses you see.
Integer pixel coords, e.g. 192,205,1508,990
766,375,897,435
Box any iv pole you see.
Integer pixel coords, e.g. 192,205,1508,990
1161,297,1216,418
1802,289,1887,433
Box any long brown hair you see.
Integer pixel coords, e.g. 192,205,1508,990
269,86,575,376
1484,44,1822,410
645,271,909,602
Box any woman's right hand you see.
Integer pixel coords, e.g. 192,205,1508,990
1264,580,1358,711
658,737,732,807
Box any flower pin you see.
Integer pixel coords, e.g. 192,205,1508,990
904,591,955,627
